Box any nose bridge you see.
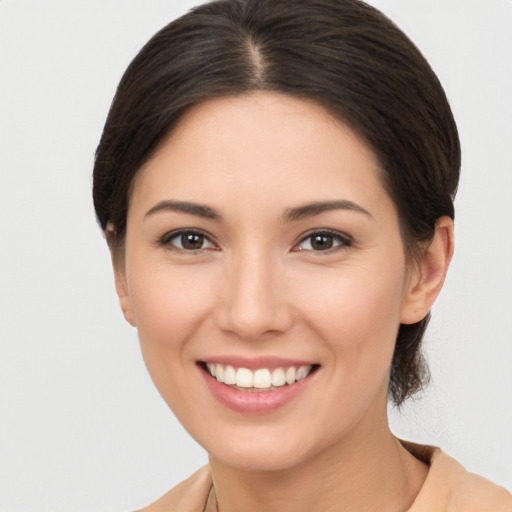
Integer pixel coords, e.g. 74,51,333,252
216,244,291,339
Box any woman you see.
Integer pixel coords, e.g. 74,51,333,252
92,0,512,510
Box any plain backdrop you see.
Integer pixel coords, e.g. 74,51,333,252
1,1,511,511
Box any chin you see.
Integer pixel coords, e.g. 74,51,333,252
211,445,309,473
202,425,330,473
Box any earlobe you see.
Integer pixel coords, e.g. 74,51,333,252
106,224,137,327
401,216,454,325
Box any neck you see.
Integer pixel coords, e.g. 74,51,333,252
209,405,428,512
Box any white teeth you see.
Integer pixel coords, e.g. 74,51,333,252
236,367,253,388
285,367,296,385
206,363,315,389
215,363,224,383
296,365,312,381
253,369,272,389
224,365,236,385
271,367,286,386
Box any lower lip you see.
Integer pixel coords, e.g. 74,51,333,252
200,366,316,414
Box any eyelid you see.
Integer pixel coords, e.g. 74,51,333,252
157,227,352,254
293,228,353,252
158,228,219,252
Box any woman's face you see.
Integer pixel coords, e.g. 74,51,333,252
116,92,422,471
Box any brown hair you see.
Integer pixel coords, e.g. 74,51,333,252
93,0,460,406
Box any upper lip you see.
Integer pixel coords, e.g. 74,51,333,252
199,356,318,370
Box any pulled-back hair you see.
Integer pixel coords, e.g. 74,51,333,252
93,0,460,406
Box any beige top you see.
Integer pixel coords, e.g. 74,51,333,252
139,444,512,512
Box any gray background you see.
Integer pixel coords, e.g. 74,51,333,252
1,1,511,510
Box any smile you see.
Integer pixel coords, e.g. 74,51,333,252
205,363,315,391
199,358,320,413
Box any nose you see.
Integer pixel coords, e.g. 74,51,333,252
215,249,294,341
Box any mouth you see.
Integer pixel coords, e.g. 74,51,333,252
200,361,320,392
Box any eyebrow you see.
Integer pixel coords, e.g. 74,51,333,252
144,199,372,222
283,200,372,222
145,200,222,220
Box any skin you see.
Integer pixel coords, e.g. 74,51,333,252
111,92,454,512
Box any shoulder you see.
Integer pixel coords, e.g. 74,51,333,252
406,442,512,512
136,465,212,512
450,470,512,512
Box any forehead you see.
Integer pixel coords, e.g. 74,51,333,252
131,92,391,218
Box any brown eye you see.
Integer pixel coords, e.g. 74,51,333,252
311,234,334,250
181,233,206,250
296,230,352,252
160,230,216,252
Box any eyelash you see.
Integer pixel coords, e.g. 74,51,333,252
293,229,353,254
158,229,218,253
158,228,353,254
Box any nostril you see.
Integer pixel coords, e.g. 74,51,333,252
215,298,294,340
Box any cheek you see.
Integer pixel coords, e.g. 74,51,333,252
133,272,209,324
296,263,406,371
126,262,215,388
287,265,407,438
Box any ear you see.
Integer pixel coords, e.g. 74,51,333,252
401,216,454,325
106,224,136,327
